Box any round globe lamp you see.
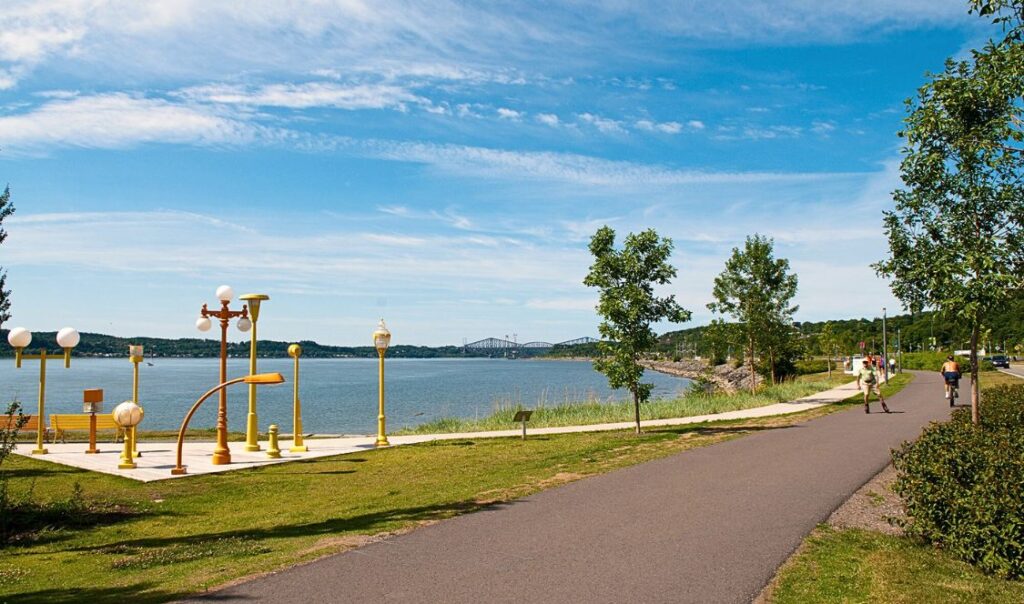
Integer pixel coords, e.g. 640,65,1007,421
112,401,144,470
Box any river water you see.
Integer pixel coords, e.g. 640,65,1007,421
0,357,692,434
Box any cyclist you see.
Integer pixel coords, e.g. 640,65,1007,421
857,358,890,414
941,355,961,406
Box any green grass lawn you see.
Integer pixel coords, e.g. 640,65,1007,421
766,370,1024,603
770,528,1024,603
0,371,889,603
401,373,854,434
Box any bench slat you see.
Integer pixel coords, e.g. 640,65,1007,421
50,414,124,444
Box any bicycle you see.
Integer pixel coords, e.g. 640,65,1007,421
945,376,960,407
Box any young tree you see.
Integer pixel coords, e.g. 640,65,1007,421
708,235,799,392
818,322,838,379
0,185,13,330
584,226,691,434
876,1,1024,425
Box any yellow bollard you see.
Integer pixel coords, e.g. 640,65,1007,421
266,425,282,459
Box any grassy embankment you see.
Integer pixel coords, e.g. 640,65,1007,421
0,371,895,603
767,369,1024,604
400,371,854,434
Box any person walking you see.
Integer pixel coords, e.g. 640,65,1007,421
856,358,890,414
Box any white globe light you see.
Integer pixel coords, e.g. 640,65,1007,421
237,317,252,332
7,327,31,349
196,316,212,332
112,401,144,428
56,327,80,349
216,285,234,302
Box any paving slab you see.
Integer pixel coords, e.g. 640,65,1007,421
12,380,861,482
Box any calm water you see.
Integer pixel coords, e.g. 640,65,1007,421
0,358,691,434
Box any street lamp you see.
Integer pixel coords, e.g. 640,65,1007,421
112,400,144,470
373,319,391,448
239,293,269,452
128,344,144,458
288,343,308,453
7,326,79,455
195,285,251,465
170,372,284,475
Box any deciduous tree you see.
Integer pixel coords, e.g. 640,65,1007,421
708,235,799,391
0,185,13,330
876,1,1024,424
584,226,691,434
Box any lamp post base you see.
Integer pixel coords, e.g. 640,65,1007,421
118,462,137,470
85,448,99,454
244,413,261,451
170,467,187,475
289,445,308,453
211,451,231,465
375,438,390,448
32,448,48,455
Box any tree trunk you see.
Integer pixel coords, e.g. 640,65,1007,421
970,321,980,426
748,332,757,394
768,346,776,385
827,353,832,379
632,388,641,434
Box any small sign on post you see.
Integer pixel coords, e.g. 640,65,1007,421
513,410,533,440
859,341,866,350
83,389,103,454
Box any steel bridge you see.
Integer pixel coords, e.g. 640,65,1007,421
463,336,599,350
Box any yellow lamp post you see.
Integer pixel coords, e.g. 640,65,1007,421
195,285,251,465
128,344,144,458
171,372,284,475
373,319,391,448
112,400,144,470
239,293,269,452
7,326,79,455
288,343,308,453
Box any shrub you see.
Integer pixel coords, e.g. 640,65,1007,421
892,384,1024,578
794,359,829,375
900,351,993,371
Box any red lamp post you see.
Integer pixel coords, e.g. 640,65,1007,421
195,285,251,465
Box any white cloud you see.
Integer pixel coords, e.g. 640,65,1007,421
577,112,626,134
687,120,705,130
635,119,683,134
811,120,837,136
536,113,560,126
496,107,523,120
179,82,427,111
0,93,262,152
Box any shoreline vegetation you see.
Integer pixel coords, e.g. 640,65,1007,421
397,372,853,435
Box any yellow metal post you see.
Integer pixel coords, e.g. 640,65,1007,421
34,350,48,455
376,349,389,447
241,293,269,453
130,355,142,458
288,344,307,452
266,425,281,458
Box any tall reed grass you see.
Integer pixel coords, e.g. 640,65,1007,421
399,379,845,434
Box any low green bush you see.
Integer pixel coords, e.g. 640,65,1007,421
900,351,993,371
794,359,829,375
892,384,1024,579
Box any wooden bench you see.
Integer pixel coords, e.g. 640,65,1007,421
3,414,52,442
50,414,124,444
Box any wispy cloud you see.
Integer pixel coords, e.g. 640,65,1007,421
0,93,263,153
577,112,626,134
178,82,429,112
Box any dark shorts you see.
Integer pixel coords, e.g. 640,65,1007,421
943,371,960,385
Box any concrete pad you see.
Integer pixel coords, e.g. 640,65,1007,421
12,380,861,482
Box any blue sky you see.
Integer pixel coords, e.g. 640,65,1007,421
0,1,986,346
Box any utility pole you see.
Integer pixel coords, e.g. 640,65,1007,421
882,307,889,382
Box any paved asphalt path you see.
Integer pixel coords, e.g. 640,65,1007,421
185,371,954,604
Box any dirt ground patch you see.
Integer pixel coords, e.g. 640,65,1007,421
825,464,905,535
